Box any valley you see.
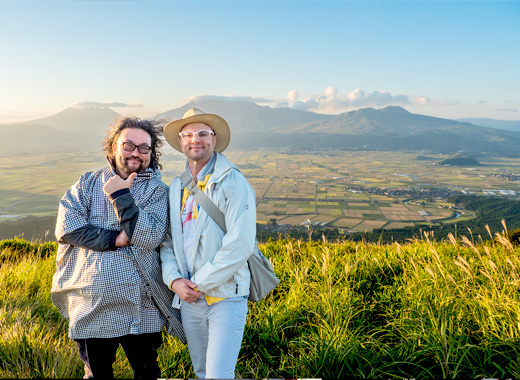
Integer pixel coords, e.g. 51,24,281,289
2,148,520,240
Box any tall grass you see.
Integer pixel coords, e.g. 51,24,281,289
2,228,520,378
0,239,82,378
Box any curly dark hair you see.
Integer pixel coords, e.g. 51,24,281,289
103,117,165,170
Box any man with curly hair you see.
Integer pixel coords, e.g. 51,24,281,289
51,117,185,379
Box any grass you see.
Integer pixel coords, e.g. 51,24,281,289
2,226,520,378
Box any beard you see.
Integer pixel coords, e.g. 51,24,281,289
117,155,144,176
185,145,214,164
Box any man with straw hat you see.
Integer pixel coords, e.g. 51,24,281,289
161,108,257,379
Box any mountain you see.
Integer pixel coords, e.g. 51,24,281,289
21,107,121,135
457,118,520,133
156,99,332,133
3,101,520,156
0,107,121,154
295,106,474,134
157,101,520,156
284,106,520,154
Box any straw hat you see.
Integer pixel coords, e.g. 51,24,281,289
163,108,230,153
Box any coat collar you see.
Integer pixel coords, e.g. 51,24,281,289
105,155,159,181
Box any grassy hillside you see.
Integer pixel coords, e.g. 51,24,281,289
2,230,520,378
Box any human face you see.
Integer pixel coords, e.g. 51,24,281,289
179,122,217,165
112,128,152,178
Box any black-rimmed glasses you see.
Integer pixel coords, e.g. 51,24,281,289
117,141,152,154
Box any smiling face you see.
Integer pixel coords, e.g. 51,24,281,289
112,127,152,178
179,122,217,165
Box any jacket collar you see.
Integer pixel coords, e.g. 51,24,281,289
210,153,239,182
183,152,240,184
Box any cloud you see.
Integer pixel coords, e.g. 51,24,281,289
280,87,431,114
415,96,431,106
181,89,434,115
324,86,338,98
496,99,519,113
494,108,518,113
181,94,276,104
293,98,319,111
71,101,144,108
286,90,299,102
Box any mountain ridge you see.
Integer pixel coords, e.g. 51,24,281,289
1,101,519,156
457,117,520,132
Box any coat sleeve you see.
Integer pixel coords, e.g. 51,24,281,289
118,180,169,251
191,170,257,293
108,188,139,240
56,172,100,242
56,172,119,251
160,232,183,289
60,225,118,251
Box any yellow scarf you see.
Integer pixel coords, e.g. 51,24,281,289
182,174,225,306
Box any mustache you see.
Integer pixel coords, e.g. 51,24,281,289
125,156,143,163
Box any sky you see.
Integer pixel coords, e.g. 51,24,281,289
1,0,519,123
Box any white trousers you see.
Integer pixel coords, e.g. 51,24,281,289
181,295,248,379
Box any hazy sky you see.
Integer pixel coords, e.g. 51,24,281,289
1,0,519,123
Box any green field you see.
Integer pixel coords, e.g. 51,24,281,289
1,149,519,233
2,230,520,378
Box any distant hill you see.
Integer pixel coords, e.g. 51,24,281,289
439,157,481,166
0,107,121,154
457,118,520,132
21,107,121,135
3,101,520,156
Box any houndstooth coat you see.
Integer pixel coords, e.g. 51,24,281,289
51,165,185,343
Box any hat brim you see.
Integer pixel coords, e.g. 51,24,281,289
164,113,230,153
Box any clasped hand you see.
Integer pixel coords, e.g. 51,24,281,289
170,278,202,303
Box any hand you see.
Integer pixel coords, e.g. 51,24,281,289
115,229,130,247
170,278,202,303
103,172,137,196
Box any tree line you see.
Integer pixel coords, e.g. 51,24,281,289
257,195,520,244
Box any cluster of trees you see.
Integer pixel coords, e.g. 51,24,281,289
0,215,56,242
258,195,520,244
352,195,520,243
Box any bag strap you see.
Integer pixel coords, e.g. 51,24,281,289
179,170,227,233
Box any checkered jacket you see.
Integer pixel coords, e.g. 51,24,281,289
51,165,185,343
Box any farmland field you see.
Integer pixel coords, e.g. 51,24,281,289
1,149,520,234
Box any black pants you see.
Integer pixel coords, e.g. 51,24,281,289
75,332,163,379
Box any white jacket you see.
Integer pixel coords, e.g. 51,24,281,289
161,153,257,301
